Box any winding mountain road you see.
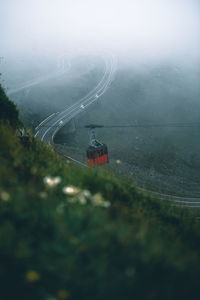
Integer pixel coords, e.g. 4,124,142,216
32,54,200,209
138,188,200,209
35,55,117,143
7,54,71,96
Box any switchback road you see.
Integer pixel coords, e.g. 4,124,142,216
35,55,117,143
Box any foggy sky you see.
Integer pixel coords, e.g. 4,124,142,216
1,0,200,62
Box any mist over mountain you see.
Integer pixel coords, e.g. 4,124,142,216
0,0,200,193
1,1,200,299
1,0,200,61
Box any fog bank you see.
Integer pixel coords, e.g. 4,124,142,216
1,0,200,64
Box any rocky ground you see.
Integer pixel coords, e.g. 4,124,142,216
55,143,200,197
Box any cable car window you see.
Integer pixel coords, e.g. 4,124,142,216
87,150,95,159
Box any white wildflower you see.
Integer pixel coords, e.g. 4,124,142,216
92,193,104,205
79,195,87,205
43,176,61,187
62,186,80,196
92,193,111,208
103,201,111,208
82,190,91,198
0,191,10,202
77,190,91,205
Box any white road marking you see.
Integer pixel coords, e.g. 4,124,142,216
7,55,71,96
35,113,55,131
40,55,116,142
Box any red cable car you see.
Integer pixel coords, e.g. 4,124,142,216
85,125,109,167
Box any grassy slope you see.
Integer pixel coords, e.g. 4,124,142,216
1,84,200,300
0,83,19,127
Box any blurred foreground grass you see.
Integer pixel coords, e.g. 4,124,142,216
1,84,200,300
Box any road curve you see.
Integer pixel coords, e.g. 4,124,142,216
138,188,200,208
34,54,200,209
35,54,117,144
7,54,71,96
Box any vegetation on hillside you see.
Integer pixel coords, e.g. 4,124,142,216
1,84,200,300
0,84,19,127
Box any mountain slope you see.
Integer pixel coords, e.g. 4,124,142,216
0,84,19,127
1,84,200,300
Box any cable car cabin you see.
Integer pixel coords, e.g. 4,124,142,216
87,143,109,167
85,125,109,167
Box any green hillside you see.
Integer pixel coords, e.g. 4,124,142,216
0,84,19,127
1,84,200,300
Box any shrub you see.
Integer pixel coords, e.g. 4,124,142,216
0,84,19,127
